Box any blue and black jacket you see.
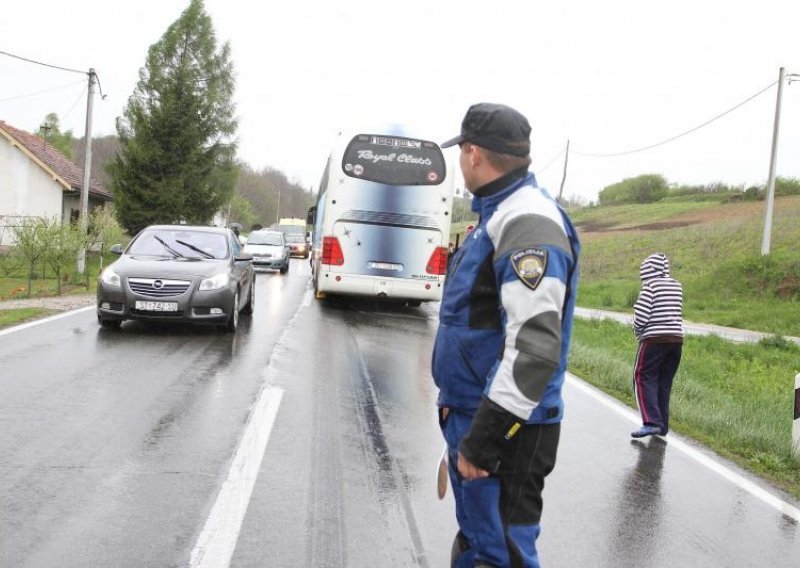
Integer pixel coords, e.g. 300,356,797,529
431,167,580,471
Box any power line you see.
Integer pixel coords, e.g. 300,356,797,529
0,79,85,102
62,86,88,122
572,80,779,158
536,147,566,174
0,48,86,75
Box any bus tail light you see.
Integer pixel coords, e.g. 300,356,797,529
426,247,449,275
322,236,344,265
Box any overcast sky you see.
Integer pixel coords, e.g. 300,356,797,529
2,1,798,202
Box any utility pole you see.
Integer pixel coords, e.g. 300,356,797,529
761,67,785,256
558,139,570,203
39,122,52,146
761,68,800,255
77,68,96,275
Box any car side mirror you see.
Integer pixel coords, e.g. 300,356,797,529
110,244,124,255
235,252,253,262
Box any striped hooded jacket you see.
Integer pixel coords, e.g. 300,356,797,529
431,170,580,435
632,253,684,341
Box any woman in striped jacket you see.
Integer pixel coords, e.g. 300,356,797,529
631,252,684,438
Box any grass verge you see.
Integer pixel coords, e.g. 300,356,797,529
0,307,57,330
569,317,800,499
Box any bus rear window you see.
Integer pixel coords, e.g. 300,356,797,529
342,134,446,186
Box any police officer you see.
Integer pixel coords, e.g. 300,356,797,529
432,103,580,567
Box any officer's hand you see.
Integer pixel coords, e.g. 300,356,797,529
457,451,489,480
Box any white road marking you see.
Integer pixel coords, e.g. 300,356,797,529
189,386,284,568
191,281,311,567
0,305,94,337
566,373,800,522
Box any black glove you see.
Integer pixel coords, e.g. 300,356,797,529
459,398,522,473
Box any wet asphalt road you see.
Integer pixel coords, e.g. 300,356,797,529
1,259,798,567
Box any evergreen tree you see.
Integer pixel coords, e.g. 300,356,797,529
110,0,237,234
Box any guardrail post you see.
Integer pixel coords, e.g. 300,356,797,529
794,373,800,458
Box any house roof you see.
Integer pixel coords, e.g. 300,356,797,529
0,120,111,200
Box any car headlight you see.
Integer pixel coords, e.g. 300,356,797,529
101,267,121,288
199,273,230,291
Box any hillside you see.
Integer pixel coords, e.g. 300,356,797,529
571,195,800,336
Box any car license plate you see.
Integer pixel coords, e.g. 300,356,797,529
135,301,178,312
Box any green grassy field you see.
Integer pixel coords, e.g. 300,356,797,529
573,195,800,336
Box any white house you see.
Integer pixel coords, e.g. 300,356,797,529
0,120,112,245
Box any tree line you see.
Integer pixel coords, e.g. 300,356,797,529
597,173,800,206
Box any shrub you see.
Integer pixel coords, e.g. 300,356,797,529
599,174,668,205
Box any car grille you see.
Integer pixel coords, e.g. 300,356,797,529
128,277,191,298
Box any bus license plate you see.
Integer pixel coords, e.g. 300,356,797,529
369,262,403,271
135,301,178,312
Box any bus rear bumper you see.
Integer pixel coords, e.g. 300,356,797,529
316,272,444,301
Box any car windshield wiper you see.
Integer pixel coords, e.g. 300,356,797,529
153,235,186,258
175,239,216,259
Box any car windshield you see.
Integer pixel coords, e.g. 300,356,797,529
247,232,283,246
128,229,229,259
284,234,305,243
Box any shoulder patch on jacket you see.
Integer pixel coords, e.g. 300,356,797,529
510,248,547,290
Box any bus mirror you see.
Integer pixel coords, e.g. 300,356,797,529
307,206,316,225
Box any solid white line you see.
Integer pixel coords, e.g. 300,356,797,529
189,386,284,568
566,373,800,522
190,284,312,567
0,305,94,337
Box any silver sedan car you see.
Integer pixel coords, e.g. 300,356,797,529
96,225,255,332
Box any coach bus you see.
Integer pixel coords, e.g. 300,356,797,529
308,128,454,306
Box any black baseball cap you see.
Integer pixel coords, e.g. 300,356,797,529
441,103,531,157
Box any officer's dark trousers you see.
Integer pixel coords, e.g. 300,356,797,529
441,410,560,568
632,340,683,432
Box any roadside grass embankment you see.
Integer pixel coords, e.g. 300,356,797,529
572,195,800,337
0,307,56,330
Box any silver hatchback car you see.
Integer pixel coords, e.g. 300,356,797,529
96,225,255,332
243,229,291,273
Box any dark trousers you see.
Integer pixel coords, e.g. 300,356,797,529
632,340,682,431
441,410,560,568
